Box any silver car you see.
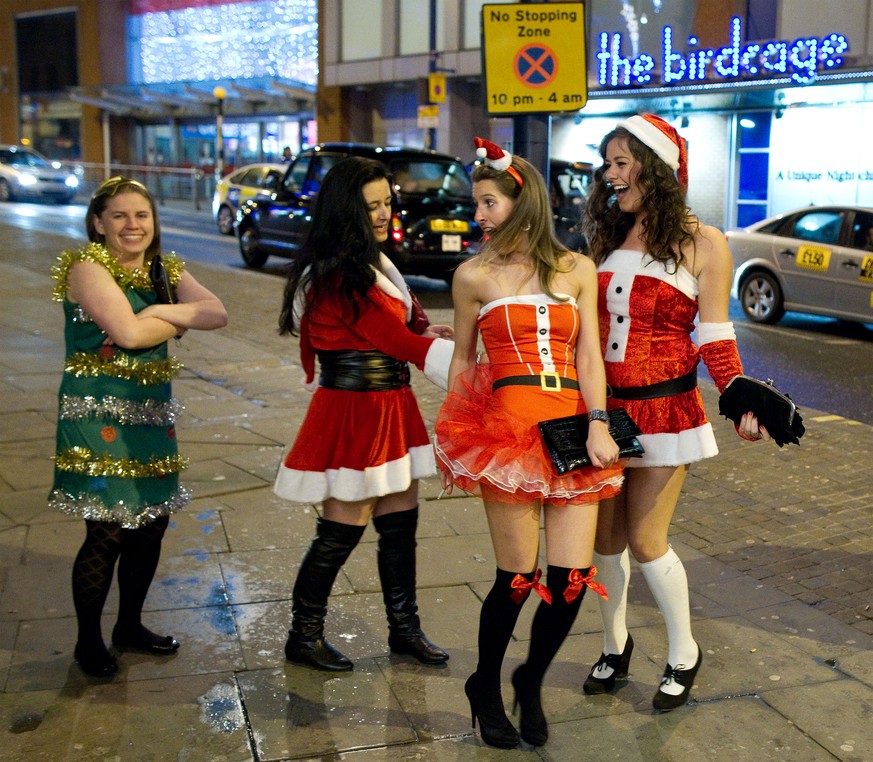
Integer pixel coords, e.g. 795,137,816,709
0,144,79,204
727,206,873,325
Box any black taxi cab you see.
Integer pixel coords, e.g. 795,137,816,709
235,143,480,282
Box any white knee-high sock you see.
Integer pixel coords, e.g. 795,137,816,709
593,549,630,655
639,547,697,669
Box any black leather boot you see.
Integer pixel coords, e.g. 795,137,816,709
284,517,366,672
373,508,449,665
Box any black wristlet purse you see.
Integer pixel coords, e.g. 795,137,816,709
718,375,805,447
148,253,176,304
538,408,645,475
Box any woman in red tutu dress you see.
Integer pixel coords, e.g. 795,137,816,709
274,157,454,671
581,115,769,712
434,139,624,749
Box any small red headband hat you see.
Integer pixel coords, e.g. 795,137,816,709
474,136,523,187
618,114,688,192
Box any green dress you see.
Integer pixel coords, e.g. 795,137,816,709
48,243,190,528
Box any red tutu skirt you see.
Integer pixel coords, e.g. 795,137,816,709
434,364,624,506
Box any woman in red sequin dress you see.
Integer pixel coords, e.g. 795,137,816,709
581,115,769,712
435,140,623,749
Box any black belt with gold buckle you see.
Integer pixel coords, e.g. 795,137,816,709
492,372,580,393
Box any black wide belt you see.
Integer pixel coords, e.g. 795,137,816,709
609,369,698,400
492,372,580,393
318,349,410,392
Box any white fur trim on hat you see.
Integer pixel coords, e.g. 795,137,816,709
619,115,680,171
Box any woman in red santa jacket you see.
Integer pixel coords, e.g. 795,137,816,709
581,114,770,711
274,157,453,671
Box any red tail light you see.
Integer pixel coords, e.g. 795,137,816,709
390,214,404,243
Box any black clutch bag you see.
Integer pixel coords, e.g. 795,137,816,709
149,253,176,304
718,375,805,447
538,408,645,475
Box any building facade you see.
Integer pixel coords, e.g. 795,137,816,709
3,0,873,229
321,0,873,229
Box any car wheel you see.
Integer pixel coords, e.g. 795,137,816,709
217,205,235,235
739,270,785,324
239,226,269,268
0,179,11,202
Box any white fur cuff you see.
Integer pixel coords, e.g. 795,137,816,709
423,338,453,391
698,321,736,346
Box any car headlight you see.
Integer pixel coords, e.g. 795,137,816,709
65,176,79,188
18,173,37,187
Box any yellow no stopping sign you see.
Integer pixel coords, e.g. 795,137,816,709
482,2,587,115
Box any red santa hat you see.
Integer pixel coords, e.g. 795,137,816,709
618,114,688,192
474,136,523,187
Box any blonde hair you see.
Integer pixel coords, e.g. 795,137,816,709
472,155,571,299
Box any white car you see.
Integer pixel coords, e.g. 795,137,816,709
727,206,873,325
212,163,286,235
0,144,79,204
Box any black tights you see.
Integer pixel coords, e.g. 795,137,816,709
72,517,169,652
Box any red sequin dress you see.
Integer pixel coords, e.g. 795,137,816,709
274,285,438,503
435,294,624,505
597,249,718,467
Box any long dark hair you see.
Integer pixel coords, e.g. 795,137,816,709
583,127,695,269
86,176,162,259
278,157,390,335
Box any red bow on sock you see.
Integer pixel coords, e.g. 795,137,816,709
510,569,552,604
564,566,609,603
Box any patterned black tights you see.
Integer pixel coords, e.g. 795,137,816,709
72,516,169,654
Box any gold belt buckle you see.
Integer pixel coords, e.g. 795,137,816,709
540,371,561,391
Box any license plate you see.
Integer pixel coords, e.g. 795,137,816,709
431,218,469,233
442,234,462,252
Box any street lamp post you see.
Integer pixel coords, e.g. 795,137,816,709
213,86,226,180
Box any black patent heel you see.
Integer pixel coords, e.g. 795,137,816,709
464,672,520,749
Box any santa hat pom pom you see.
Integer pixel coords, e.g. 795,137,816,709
474,136,512,171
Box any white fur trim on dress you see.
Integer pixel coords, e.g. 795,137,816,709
626,423,718,467
697,321,736,346
376,253,413,321
423,337,453,391
273,445,436,503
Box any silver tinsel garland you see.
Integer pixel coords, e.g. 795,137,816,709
59,394,183,426
48,485,192,529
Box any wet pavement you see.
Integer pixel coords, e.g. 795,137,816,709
0,219,871,760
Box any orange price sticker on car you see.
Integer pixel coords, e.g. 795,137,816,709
795,245,831,272
860,255,873,283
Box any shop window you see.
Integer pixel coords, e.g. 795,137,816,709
342,0,384,60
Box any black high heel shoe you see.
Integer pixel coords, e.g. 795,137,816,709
653,645,702,712
464,672,520,749
112,625,180,655
511,664,548,747
74,642,118,678
582,633,634,694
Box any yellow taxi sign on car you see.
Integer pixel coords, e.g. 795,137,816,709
431,218,469,233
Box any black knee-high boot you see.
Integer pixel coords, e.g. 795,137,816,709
465,568,539,749
112,516,179,654
71,520,123,676
285,517,366,671
512,566,591,746
373,507,448,665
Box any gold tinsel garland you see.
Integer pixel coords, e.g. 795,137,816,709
55,446,188,478
65,352,182,385
51,242,184,302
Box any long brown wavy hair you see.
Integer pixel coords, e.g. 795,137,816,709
473,154,572,299
583,127,696,270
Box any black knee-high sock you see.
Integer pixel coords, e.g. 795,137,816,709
476,568,536,688
114,516,169,637
524,566,587,682
72,520,123,650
